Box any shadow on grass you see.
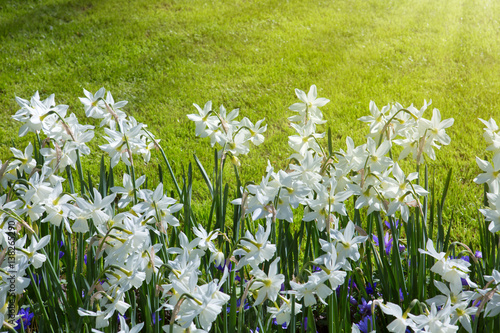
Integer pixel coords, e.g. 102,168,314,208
0,0,98,39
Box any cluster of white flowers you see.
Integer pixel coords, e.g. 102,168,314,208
186,88,371,329
348,99,453,221
475,118,500,233
0,229,50,329
360,100,454,164
288,221,366,307
377,238,500,333
231,220,304,328
0,89,228,332
159,225,228,332
187,101,267,165
187,85,456,329
3,85,496,333
11,92,95,174
232,84,439,254
80,88,158,168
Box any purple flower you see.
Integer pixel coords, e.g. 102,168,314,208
398,243,406,252
216,260,233,272
226,298,249,313
385,219,400,230
32,273,41,286
475,251,483,259
372,232,393,255
152,312,161,325
356,315,372,333
84,254,87,266
15,307,34,331
348,278,357,290
302,317,318,332
365,283,376,295
58,241,65,259
399,288,407,302
358,298,372,316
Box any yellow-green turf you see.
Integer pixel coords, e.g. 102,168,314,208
1,0,500,246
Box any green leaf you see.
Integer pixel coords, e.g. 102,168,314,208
194,153,213,197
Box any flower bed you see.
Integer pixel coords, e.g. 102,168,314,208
0,86,499,332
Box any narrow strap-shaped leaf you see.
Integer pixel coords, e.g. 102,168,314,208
328,127,333,156
440,168,453,208
158,164,163,184
290,295,296,333
443,212,453,251
98,155,107,197
194,153,213,197
66,165,75,193
87,171,94,200
222,183,229,234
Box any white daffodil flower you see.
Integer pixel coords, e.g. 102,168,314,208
479,117,500,144
313,247,347,289
426,280,476,309
409,302,457,333
234,220,276,270
379,302,415,333
240,117,267,146
167,231,204,261
358,101,391,136
288,122,325,156
13,91,65,137
267,295,302,327
419,239,474,294
117,315,144,333
41,181,73,232
289,273,332,307
133,183,182,232
10,143,36,175
330,221,368,262
450,301,477,333
188,101,218,138
192,224,218,252
250,257,285,305
79,87,106,118
99,91,128,129
288,84,329,126
111,174,147,208
16,235,51,269
419,108,454,146
474,155,500,193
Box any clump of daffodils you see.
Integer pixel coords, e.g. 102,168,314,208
187,101,267,166
476,118,500,233
3,84,500,333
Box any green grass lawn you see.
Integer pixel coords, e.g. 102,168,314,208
1,0,500,245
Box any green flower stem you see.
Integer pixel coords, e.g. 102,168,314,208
27,266,55,333
143,129,182,198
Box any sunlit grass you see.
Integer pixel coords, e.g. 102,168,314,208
2,0,500,245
